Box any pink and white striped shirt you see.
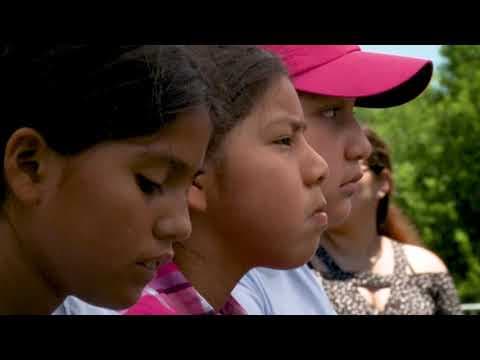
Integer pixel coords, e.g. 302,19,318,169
125,262,246,315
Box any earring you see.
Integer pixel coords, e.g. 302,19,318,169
378,191,385,199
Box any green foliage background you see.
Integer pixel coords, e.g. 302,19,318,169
358,46,480,302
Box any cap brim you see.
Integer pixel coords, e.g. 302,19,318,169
292,50,433,108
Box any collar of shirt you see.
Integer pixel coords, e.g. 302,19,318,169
125,262,246,315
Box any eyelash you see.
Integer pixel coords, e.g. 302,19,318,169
136,174,164,196
274,136,294,147
321,107,341,119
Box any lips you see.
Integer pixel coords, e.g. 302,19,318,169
309,201,329,229
311,202,327,217
341,171,363,187
138,260,161,271
136,253,174,272
309,194,328,218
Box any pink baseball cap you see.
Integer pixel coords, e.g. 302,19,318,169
261,45,433,108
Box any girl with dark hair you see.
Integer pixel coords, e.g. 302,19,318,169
0,45,213,314
126,45,329,315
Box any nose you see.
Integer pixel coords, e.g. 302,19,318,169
153,194,192,244
345,120,372,162
303,139,329,187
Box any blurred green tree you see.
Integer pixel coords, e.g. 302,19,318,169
358,45,480,302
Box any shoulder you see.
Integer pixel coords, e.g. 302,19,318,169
233,267,311,313
233,266,336,315
235,267,288,296
53,296,119,315
240,265,332,301
400,242,448,274
238,266,314,288
233,268,272,315
234,268,273,300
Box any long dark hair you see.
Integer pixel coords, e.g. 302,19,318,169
0,44,213,204
364,127,422,246
187,45,288,157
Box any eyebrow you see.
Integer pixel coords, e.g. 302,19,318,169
264,117,307,132
139,150,197,175
306,98,353,116
310,102,342,114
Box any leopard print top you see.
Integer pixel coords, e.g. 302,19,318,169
312,241,463,315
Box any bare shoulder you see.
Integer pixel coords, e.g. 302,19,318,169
400,243,448,274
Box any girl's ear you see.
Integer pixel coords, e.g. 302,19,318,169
188,171,208,212
377,168,393,199
3,128,58,205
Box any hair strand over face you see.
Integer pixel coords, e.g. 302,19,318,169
363,127,422,246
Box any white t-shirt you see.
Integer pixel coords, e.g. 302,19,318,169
52,296,118,315
232,265,336,315
54,265,336,315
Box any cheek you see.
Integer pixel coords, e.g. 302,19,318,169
322,161,344,199
214,151,303,231
305,125,338,156
357,178,376,200
210,152,321,268
228,150,304,212
324,174,353,226
305,132,344,182
53,174,150,263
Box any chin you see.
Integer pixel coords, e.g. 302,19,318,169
82,287,143,311
275,255,314,270
268,243,319,270
328,202,352,228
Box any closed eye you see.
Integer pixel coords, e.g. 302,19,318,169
136,174,164,196
273,137,293,147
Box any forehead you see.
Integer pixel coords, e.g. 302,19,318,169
131,107,211,169
299,93,355,114
252,76,305,129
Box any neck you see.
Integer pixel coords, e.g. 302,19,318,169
174,218,248,311
321,206,382,271
0,216,63,315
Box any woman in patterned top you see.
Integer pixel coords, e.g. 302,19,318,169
310,127,462,315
